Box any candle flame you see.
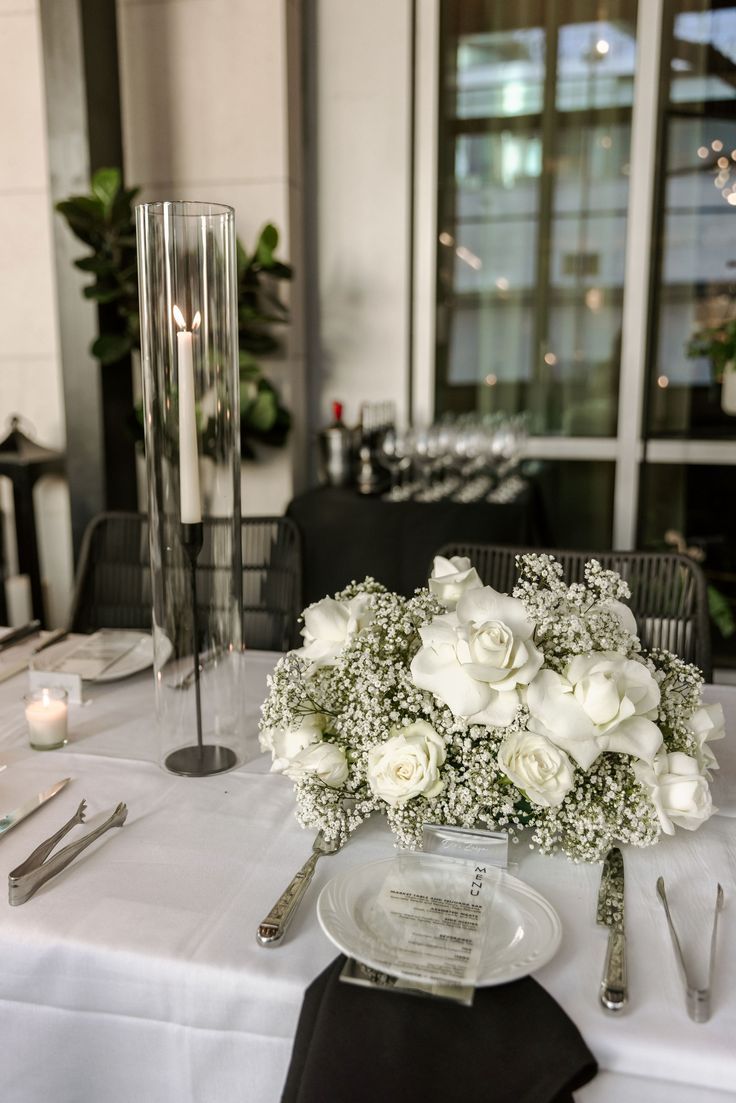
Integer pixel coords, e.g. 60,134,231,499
41,689,50,707
173,305,202,332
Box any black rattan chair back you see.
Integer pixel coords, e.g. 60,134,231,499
70,512,301,651
433,542,712,681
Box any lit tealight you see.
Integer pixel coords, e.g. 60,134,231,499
595,38,610,56
484,374,498,387
544,352,557,366
718,156,729,169
697,147,709,159
495,276,510,291
712,139,724,152
727,193,736,206
657,375,669,389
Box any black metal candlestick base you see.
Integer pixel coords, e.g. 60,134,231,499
164,521,237,777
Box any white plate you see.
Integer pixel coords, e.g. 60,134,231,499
91,633,155,682
317,857,562,987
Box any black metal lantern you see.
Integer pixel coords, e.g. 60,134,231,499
0,417,65,625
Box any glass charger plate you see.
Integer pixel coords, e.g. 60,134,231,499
317,857,562,987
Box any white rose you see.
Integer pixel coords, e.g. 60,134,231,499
296,593,373,669
283,741,349,788
527,653,663,770
428,555,482,610
261,712,328,773
410,586,543,725
687,702,725,776
498,728,575,808
367,720,446,806
633,750,713,835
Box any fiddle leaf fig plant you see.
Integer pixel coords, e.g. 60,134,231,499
56,167,140,365
56,167,292,457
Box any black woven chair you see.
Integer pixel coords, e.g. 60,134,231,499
433,542,712,681
69,511,302,651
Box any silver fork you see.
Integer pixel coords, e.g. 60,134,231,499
257,831,341,946
656,876,724,1023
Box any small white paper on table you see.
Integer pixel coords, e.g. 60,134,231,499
363,854,493,988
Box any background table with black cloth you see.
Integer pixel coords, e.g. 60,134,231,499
286,481,547,606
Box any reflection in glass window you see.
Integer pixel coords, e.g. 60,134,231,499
640,463,736,663
648,1,736,438
436,1,638,437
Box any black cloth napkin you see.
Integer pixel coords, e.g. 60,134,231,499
281,956,597,1103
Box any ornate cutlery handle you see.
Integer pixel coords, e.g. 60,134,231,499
600,927,627,1012
256,852,320,947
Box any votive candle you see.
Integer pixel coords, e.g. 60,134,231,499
24,687,68,750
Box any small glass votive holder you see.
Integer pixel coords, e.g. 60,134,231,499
24,688,68,750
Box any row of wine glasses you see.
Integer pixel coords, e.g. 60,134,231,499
377,413,529,503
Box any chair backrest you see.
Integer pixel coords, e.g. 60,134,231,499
433,542,712,681
70,511,302,652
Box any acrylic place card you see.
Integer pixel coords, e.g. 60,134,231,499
422,823,510,869
339,852,499,1007
339,955,475,1006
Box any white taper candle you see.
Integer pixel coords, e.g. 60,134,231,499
174,306,202,524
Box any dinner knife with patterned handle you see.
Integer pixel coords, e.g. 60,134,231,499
597,846,627,1012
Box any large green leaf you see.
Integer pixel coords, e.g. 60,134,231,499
74,256,116,275
91,167,122,214
244,388,278,431
83,284,123,303
708,585,736,638
255,223,279,266
91,332,133,364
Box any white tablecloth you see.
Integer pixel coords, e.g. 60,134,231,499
0,644,734,1103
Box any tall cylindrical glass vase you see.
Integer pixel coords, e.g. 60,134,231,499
136,201,244,775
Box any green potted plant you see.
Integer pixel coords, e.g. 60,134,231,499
686,315,736,414
56,167,292,457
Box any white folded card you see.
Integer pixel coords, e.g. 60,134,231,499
28,668,84,705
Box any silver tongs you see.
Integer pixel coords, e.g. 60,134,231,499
8,799,128,906
656,876,724,1023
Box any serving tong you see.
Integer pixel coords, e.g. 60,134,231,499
656,876,724,1023
8,799,127,905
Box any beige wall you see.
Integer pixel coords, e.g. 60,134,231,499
0,0,73,627
117,0,304,515
315,0,413,432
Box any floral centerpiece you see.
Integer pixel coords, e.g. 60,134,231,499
259,554,722,862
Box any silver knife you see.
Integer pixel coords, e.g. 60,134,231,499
0,778,71,838
31,629,70,656
0,621,41,653
597,846,627,1013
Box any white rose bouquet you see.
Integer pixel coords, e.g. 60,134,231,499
260,553,721,861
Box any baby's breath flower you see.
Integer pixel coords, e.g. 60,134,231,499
259,556,714,862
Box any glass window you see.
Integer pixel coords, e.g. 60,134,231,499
526,458,615,548
436,0,638,437
647,1,736,439
640,463,736,667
